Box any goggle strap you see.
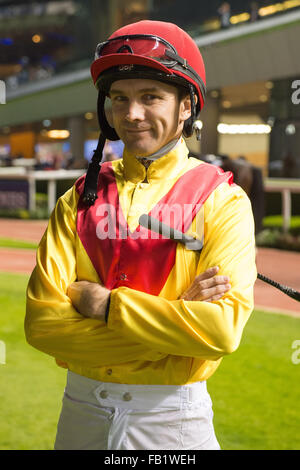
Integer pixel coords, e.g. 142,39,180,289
165,50,206,103
171,63,206,104
165,49,187,68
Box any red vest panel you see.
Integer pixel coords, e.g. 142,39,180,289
75,161,233,295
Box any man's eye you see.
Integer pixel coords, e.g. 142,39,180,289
112,96,127,102
144,94,158,101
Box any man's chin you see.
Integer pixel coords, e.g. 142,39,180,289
125,141,158,157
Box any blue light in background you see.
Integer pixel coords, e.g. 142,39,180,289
62,142,71,153
45,32,74,43
84,140,98,162
109,140,124,158
0,38,14,45
84,140,125,161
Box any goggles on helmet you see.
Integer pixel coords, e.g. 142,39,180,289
94,34,206,104
95,34,181,66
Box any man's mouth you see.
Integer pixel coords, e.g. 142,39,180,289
124,128,151,133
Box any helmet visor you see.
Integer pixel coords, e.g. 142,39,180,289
95,34,178,67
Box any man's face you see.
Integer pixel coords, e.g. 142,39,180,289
108,78,191,157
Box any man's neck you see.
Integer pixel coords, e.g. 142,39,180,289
136,137,181,165
135,137,182,182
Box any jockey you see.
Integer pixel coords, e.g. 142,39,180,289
25,20,257,450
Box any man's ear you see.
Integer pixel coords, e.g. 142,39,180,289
180,93,198,121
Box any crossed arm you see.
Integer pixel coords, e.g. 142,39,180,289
67,266,231,322
25,183,256,365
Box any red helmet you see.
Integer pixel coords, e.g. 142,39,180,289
91,20,206,112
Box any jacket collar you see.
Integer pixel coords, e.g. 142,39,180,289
122,138,189,184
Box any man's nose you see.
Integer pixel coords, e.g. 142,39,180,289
125,100,145,121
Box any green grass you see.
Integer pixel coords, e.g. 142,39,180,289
0,272,299,450
0,238,38,250
263,215,300,230
208,310,300,450
0,273,66,450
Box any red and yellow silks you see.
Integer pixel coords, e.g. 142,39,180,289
25,139,257,385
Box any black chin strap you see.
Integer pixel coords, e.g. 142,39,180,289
183,84,197,138
82,91,120,206
82,132,106,206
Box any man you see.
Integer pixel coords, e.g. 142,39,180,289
25,20,257,450
217,2,231,29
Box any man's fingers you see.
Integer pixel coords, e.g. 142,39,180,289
67,281,91,309
67,283,83,311
204,293,225,302
67,281,111,320
198,275,230,291
67,281,88,293
180,267,222,299
189,284,231,301
195,266,219,282
179,267,231,301
199,283,231,300
67,282,79,299
181,281,231,301
185,275,230,298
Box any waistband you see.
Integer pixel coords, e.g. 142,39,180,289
65,371,211,411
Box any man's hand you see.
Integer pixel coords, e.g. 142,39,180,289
180,267,231,302
67,281,111,321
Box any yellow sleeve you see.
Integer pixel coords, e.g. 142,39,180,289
25,186,160,367
107,183,257,361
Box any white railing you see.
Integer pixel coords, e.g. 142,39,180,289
264,178,300,232
0,170,299,229
0,168,85,214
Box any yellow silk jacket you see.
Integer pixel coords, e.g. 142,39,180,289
25,139,257,385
